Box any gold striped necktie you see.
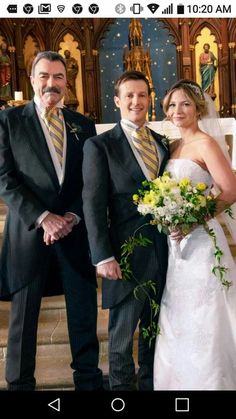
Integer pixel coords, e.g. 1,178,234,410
132,126,159,180
42,107,64,166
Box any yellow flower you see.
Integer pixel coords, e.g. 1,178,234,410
143,190,157,205
198,195,207,207
161,174,172,183
133,194,139,202
179,178,190,187
152,177,161,186
159,182,172,193
196,182,207,191
152,177,161,188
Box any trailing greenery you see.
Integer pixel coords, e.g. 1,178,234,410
120,226,160,347
205,225,232,289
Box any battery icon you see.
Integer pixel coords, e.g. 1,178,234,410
177,4,185,14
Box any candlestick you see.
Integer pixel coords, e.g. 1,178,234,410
14,91,23,101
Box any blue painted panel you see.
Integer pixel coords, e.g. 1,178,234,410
100,19,177,123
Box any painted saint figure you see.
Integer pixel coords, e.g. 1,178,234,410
0,42,12,100
199,43,217,98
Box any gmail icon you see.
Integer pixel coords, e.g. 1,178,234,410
38,3,51,13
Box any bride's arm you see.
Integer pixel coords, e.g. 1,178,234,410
201,138,236,215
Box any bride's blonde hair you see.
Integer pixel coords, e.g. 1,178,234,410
162,79,208,118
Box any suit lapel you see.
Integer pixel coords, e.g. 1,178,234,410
150,129,170,175
22,102,59,189
110,123,169,183
110,123,146,185
62,109,84,185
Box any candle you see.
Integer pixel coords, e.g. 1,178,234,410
14,91,23,101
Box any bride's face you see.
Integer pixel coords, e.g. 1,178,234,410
167,89,199,128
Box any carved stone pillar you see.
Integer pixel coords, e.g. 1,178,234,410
8,46,16,95
179,20,193,80
176,45,183,77
13,21,28,99
218,22,230,116
81,22,100,122
229,42,236,115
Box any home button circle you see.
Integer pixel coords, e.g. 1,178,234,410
111,398,125,412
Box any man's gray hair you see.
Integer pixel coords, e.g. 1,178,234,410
31,51,66,76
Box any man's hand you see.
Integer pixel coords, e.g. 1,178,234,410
42,212,76,245
43,231,55,246
64,212,77,229
96,260,122,280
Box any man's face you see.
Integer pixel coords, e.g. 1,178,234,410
64,50,70,59
1,42,7,53
204,44,209,52
114,79,151,127
30,58,67,108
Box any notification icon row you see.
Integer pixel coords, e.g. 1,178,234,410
6,3,185,15
6,3,100,15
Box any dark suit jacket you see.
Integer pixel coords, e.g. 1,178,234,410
0,101,96,300
82,122,169,309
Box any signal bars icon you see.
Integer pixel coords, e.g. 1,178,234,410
57,5,65,13
162,3,173,14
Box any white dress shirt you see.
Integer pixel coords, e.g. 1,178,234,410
33,97,79,226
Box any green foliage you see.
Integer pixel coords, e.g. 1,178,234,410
204,225,232,289
120,226,160,347
224,206,234,219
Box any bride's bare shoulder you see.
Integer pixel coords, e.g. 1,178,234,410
199,133,220,149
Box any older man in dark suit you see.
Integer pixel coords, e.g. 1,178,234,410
82,70,169,390
0,51,103,391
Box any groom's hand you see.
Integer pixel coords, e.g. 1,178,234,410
96,260,122,280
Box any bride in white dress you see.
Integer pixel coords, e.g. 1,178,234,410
153,80,236,390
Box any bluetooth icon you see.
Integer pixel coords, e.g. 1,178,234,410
115,3,126,14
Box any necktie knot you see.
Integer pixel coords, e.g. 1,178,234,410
42,107,59,124
135,126,148,140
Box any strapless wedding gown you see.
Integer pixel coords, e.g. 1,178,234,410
153,159,236,390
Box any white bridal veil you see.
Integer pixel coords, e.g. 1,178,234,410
200,93,236,244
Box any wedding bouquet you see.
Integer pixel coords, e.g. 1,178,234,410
132,171,216,236
132,171,232,289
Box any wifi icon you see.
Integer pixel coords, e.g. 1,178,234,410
147,3,160,13
57,5,65,13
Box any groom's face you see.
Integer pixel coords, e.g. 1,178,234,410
114,80,151,127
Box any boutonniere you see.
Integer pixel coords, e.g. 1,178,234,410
66,122,83,141
161,134,170,148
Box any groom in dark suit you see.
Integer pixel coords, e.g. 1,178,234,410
0,51,103,390
82,70,169,390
